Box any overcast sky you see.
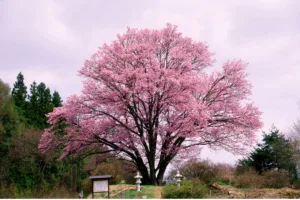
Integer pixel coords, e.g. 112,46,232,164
1,0,300,164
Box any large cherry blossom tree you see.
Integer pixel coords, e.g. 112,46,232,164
39,24,262,185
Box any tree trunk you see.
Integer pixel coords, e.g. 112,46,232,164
156,162,168,185
136,161,169,185
149,157,157,185
138,166,150,184
136,162,168,185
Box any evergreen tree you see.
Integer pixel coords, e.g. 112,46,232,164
28,81,39,127
12,72,27,107
27,82,63,128
238,127,297,181
52,90,63,107
11,72,28,119
36,82,53,128
0,76,78,195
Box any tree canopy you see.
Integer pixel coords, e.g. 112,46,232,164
0,73,74,197
11,72,28,120
52,90,63,107
11,74,63,129
39,24,262,185
0,79,19,158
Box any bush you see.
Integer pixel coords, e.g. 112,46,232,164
81,178,92,197
162,180,208,199
233,168,290,189
214,163,234,183
167,159,234,185
262,170,289,188
182,159,217,184
0,182,76,198
92,159,136,184
292,180,300,189
233,168,263,188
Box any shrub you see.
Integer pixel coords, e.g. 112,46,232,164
38,186,76,198
262,170,289,188
162,180,208,199
92,159,136,184
214,163,234,183
81,178,92,197
182,159,217,184
167,159,234,185
233,168,264,188
292,180,300,189
167,159,216,184
233,168,290,189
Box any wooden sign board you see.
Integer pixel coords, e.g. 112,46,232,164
90,175,112,199
93,180,108,192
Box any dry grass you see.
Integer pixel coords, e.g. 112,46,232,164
211,183,300,199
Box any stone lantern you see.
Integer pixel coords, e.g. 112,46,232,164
175,170,182,187
134,171,142,191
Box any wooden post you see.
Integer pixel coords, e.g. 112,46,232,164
92,180,94,199
108,179,110,199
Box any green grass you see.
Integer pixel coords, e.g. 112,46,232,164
142,185,155,188
214,181,253,190
111,186,155,199
214,181,230,186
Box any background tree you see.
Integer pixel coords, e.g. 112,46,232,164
27,81,38,127
0,74,80,198
289,119,300,140
287,116,300,180
0,79,19,157
52,90,62,107
26,82,63,128
36,83,53,128
237,127,297,181
11,72,28,120
39,24,262,185
0,79,19,185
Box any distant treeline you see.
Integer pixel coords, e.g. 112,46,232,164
11,72,63,128
0,72,136,198
0,72,84,198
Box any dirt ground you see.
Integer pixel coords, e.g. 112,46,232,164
152,186,162,198
211,183,300,199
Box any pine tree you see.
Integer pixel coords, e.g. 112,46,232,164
238,127,298,181
36,82,53,128
28,81,39,127
11,72,28,119
12,72,27,107
52,90,63,107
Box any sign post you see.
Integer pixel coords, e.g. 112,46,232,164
90,175,112,199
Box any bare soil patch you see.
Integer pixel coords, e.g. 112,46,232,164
211,183,300,199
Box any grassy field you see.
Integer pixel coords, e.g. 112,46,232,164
88,184,162,199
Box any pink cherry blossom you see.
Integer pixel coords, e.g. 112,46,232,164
39,24,262,185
